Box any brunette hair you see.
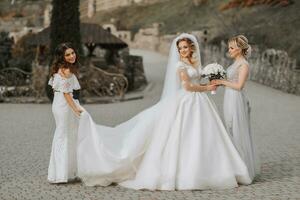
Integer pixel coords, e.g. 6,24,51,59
176,37,197,65
50,42,79,77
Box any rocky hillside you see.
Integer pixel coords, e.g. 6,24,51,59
82,0,300,63
1,0,298,63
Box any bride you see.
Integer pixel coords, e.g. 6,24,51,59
77,33,252,190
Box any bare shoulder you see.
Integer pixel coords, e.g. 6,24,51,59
238,63,249,77
239,59,249,67
58,68,73,79
239,62,249,70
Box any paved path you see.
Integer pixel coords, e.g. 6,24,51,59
0,49,300,200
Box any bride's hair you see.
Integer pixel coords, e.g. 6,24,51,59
176,37,197,65
50,42,79,77
228,35,251,58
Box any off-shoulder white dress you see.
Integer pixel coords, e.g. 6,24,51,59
47,73,81,183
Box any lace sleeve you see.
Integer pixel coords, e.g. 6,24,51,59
176,61,186,71
49,75,60,90
177,67,191,88
60,78,73,93
50,74,73,93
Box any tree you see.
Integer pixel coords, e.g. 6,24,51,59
47,0,82,101
0,32,13,69
49,0,82,57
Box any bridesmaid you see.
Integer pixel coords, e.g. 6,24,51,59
213,35,260,180
47,43,83,183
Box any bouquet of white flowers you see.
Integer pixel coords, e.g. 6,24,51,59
202,63,226,94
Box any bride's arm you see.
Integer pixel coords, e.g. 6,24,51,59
214,63,249,91
59,70,83,116
178,69,216,92
63,93,83,116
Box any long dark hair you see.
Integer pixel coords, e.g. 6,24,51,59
50,42,79,77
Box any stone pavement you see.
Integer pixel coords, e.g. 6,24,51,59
0,49,300,200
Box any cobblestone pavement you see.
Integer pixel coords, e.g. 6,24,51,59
0,50,300,200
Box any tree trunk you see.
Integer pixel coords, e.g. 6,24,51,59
49,0,82,57
47,0,82,101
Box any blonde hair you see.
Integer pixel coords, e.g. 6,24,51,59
228,35,251,58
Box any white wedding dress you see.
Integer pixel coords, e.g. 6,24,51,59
77,33,252,190
48,73,81,183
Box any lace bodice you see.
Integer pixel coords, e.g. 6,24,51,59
48,73,81,93
227,59,249,83
177,61,202,84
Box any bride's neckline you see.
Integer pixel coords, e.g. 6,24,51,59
56,72,73,80
180,60,199,70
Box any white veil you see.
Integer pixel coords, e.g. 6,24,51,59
160,33,202,100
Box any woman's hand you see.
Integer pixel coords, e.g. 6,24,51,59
63,92,83,117
75,107,84,117
206,84,217,91
211,79,225,86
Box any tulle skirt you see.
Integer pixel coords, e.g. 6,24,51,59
224,88,260,180
77,90,252,190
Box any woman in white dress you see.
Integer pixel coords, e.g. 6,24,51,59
213,35,260,180
77,33,252,190
48,43,83,183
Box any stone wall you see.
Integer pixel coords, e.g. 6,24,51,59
102,24,132,44
0,1,51,42
0,18,28,32
130,29,300,95
129,23,210,55
101,23,209,55
0,2,49,32
94,0,166,11
250,49,300,94
80,0,167,17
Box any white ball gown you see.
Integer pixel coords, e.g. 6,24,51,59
223,58,260,180
48,73,81,183
77,33,253,190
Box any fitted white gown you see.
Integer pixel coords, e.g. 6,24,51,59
223,59,260,180
48,73,81,183
77,61,252,190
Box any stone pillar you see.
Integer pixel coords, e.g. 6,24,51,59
87,0,95,18
43,4,52,27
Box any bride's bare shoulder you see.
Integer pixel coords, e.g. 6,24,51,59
58,68,73,79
